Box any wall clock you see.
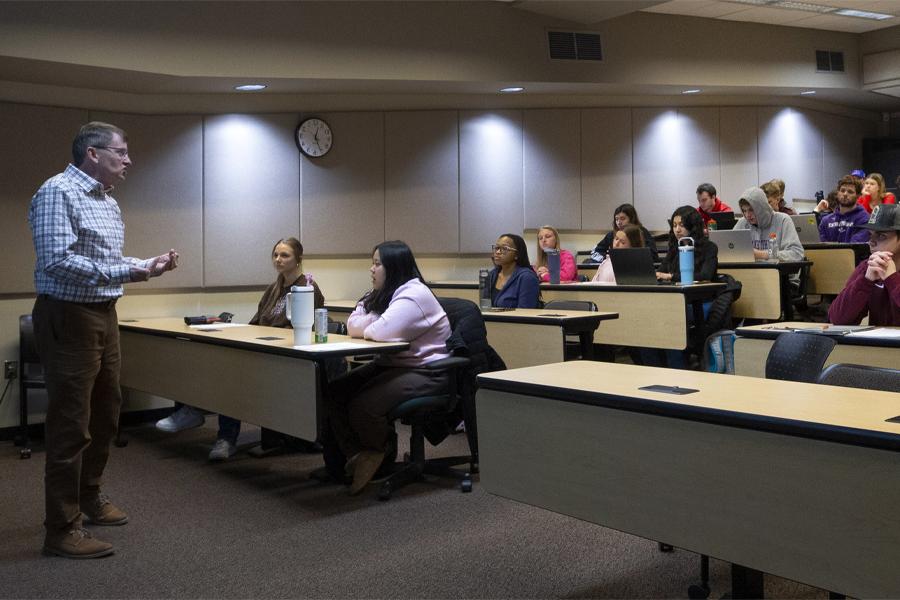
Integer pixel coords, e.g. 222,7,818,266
295,117,332,158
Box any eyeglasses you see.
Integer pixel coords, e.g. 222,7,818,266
491,244,516,255
93,146,130,158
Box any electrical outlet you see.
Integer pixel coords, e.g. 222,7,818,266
4,360,17,380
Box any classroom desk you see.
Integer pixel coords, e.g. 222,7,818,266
426,281,723,351
476,361,900,599
576,262,599,280
118,317,408,441
802,243,869,295
717,260,811,321
324,301,619,369
734,321,900,378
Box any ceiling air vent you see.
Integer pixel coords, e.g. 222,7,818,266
548,31,602,61
816,50,845,72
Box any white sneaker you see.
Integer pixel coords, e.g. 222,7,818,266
208,439,237,461
155,406,205,433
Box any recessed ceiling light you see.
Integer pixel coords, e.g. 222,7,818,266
800,90,817,95
682,89,702,94
833,8,893,20
234,84,267,91
499,87,524,93
771,1,836,14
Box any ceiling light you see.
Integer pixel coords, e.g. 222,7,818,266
234,84,267,91
800,90,816,95
499,86,524,93
772,1,836,14
682,89,702,94
727,0,775,5
833,8,894,20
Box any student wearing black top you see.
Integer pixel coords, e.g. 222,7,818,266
656,205,718,283
590,203,658,263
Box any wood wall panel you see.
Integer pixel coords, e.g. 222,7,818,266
523,109,580,229
581,108,633,230
720,107,759,205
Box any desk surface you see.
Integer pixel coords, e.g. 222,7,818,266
717,259,811,270
736,322,900,348
428,280,723,297
478,361,900,450
119,317,409,358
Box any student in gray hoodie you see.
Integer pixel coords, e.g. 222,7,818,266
734,186,804,262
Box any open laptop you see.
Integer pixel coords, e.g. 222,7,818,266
791,213,820,244
709,229,755,263
708,211,737,231
609,247,662,285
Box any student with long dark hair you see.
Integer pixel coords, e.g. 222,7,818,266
590,203,658,263
488,233,540,308
656,206,718,283
325,240,451,494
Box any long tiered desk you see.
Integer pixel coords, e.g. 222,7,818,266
734,321,900,377
426,281,723,351
803,242,869,295
324,300,618,369
118,317,408,440
717,260,811,321
476,361,900,598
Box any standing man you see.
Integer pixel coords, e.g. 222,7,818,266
695,183,733,226
818,175,870,243
29,122,179,559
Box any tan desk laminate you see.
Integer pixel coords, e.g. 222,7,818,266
718,260,810,321
119,317,408,441
476,361,900,599
734,322,900,378
803,243,869,296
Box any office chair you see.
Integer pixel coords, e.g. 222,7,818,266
765,332,836,382
816,363,900,392
788,261,813,320
543,299,598,360
378,297,494,501
17,315,43,459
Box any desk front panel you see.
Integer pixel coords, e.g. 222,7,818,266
718,266,782,319
805,247,855,295
734,336,900,378
478,382,900,598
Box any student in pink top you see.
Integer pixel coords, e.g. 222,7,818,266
534,226,577,282
592,225,646,283
324,240,451,495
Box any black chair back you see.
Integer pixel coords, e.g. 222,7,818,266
816,363,900,392
764,332,835,383
543,299,598,312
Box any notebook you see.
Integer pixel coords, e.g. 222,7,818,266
791,214,820,244
708,211,737,231
609,247,660,285
709,229,755,263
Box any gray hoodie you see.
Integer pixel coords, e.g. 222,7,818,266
734,187,804,262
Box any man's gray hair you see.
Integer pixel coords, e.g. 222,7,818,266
72,122,127,165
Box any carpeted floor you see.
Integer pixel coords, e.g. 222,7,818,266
0,418,828,599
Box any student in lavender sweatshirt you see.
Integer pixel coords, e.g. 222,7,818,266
324,240,451,495
818,175,871,243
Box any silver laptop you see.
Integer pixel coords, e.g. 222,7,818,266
709,229,755,263
791,214,820,244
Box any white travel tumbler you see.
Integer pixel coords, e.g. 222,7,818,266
285,285,315,346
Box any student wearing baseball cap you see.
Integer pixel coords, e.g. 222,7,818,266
829,204,900,326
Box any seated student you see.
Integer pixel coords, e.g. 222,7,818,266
488,233,540,308
589,203,658,263
324,240,451,495
696,182,733,227
534,226,577,282
858,173,897,214
818,175,870,244
734,187,804,261
156,237,325,461
762,179,796,216
656,206,718,283
815,189,839,214
592,225,645,283
829,205,900,326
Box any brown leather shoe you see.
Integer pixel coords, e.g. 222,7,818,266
349,450,386,495
43,527,114,559
82,494,128,526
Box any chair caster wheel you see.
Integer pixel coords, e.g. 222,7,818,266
688,584,710,599
460,477,473,493
658,542,674,552
20,448,32,459
378,482,393,501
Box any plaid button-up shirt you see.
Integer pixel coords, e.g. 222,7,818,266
29,164,151,302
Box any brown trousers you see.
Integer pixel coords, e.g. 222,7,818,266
326,362,448,458
32,295,122,532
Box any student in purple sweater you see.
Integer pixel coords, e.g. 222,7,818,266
818,175,871,243
829,205,900,326
324,240,451,495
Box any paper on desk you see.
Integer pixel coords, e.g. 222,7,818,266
846,328,900,339
189,323,249,330
293,342,376,351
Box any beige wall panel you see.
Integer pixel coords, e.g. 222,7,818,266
720,107,759,204
819,111,876,196
459,110,523,253
676,107,720,208
384,111,458,253
92,111,203,289
0,103,87,294
633,108,681,231
204,113,300,286
758,107,823,201
301,111,384,255
523,109,580,230
581,108,633,230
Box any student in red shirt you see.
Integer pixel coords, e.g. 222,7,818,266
696,182,733,226
858,173,897,214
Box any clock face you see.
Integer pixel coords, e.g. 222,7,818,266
295,118,332,157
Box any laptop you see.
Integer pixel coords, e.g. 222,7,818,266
791,213,820,244
708,211,737,231
709,229,755,263
609,247,661,285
